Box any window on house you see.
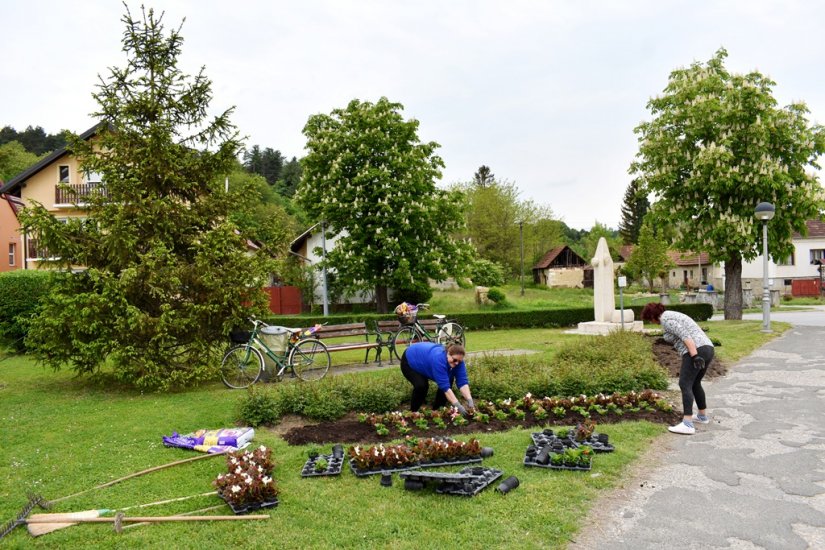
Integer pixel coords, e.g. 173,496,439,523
672,271,676,277
777,253,795,266
811,250,825,264
59,165,70,183
85,171,103,184
8,243,15,266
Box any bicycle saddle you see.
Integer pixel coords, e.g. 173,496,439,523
433,314,446,320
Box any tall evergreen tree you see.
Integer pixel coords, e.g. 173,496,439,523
473,165,495,187
19,5,272,390
618,179,650,244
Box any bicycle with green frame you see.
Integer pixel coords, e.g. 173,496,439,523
221,317,331,389
391,302,466,361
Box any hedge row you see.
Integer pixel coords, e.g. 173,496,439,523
265,303,714,330
237,331,669,426
0,270,56,351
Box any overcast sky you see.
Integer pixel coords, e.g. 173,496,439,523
2,1,823,230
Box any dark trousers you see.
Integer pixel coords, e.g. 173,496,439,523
400,353,448,411
679,345,714,415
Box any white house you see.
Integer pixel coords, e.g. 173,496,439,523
290,225,374,306
740,220,825,296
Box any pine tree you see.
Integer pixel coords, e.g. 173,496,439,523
18,6,272,390
618,179,649,244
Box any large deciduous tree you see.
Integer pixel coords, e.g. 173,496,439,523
297,97,469,313
631,48,825,319
18,6,272,389
618,179,649,244
0,141,41,182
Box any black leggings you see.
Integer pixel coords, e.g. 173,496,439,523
679,345,714,415
400,353,448,411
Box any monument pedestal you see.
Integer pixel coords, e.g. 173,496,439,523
576,320,644,335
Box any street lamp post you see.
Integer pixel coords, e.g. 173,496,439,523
754,202,775,333
519,221,525,296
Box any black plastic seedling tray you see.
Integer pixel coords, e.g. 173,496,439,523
530,432,614,453
219,493,279,514
348,459,421,477
417,456,483,469
301,454,344,477
522,446,592,471
400,466,503,496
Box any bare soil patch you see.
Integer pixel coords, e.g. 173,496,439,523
651,337,727,378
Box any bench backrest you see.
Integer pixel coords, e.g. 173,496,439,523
314,322,369,339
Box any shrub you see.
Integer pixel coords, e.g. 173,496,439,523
553,331,668,394
391,281,432,306
469,259,506,287
486,287,507,304
236,387,281,427
0,270,55,352
237,370,408,426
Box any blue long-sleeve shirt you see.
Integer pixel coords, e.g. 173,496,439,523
404,342,469,392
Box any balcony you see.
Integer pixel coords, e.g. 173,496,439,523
55,183,108,206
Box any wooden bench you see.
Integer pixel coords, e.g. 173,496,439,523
313,321,396,366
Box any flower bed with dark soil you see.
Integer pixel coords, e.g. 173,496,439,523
651,337,727,378
282,408,680,446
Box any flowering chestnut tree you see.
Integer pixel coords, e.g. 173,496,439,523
297,97,470,312
630,48,824,318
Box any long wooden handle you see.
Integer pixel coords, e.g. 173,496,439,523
49,451,228,504
122,504,227,531
28,514,268,523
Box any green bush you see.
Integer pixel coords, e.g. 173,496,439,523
469,258,506,287
237,370,409,426
486,288,507,304
391,281,432,307
0,270,55,351
553,331,668,394
236,386,282,427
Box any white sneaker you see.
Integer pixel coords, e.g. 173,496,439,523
691,414,710,424
668,422,695,435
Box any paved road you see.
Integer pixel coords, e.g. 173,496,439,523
712,305,825,327
572,318,825,549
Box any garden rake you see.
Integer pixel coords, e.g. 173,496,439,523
0,493,48,541
26,491,217,537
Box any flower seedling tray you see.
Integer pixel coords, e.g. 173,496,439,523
523,447,592,471
400,467,503,496
301,454,344,477
577,434,615,453
530,432,578,449
417,456,483,469
348,459,420,477
219,492,279,515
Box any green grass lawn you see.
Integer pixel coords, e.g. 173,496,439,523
0,320,787,548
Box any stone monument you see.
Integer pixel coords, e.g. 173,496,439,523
576,238,643,334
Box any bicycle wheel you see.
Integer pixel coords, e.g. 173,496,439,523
436,322,465,348
289,339,331,382
392,325,423,361
221,345,264,389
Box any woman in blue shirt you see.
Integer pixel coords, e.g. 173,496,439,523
400,342,475,413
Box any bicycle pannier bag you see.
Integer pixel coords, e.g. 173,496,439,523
260,325,289,352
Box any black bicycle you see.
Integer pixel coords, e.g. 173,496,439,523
391,303,465,360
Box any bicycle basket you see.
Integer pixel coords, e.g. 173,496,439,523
229,329,252,344
394,302,418,325
259,326,289,352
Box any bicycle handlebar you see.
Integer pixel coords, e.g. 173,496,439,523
416,303,430,309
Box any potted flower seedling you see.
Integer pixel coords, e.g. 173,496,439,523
214,445,279,513
314,458,329,473
307,446,320,460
